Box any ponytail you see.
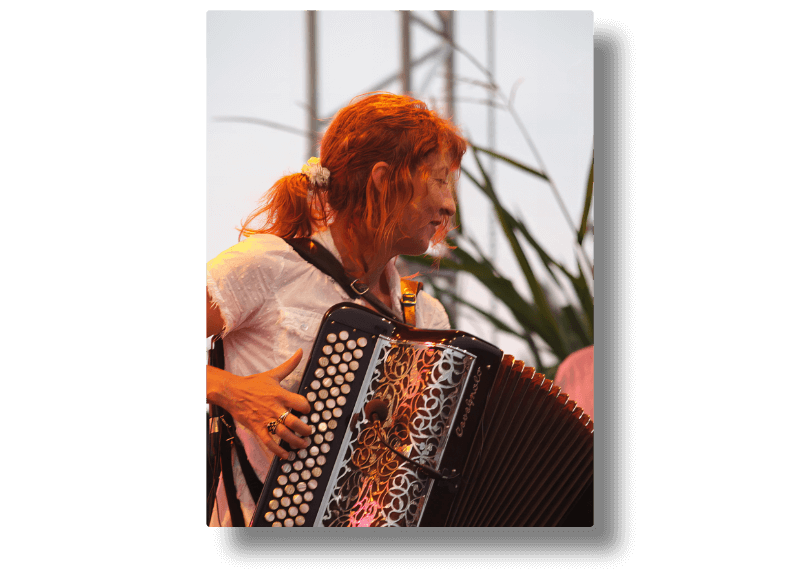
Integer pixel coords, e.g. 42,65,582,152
238,173,326,240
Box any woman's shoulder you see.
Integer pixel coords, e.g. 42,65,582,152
416,289,450,330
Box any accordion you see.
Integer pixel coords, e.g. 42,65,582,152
251,302,593,527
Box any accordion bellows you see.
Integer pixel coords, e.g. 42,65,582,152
251,303,593,527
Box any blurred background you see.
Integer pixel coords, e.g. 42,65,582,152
207,10,594,384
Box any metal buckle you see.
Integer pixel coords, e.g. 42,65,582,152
401,292,417,306
350,279,369,296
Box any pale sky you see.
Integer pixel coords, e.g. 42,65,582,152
207,10,594,364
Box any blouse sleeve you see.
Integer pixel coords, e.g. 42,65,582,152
206,235,291,337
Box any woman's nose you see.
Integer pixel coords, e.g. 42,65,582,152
438,184,456,217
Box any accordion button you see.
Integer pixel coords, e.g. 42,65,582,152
318,422,328,432
357,337,367,347
281,497,290,508
314,368,325,379
321,443,330,454
326,334,337,343
265,512,275,522
304,491,315,502
284,519,294,528
309,446,319,456
318,357,329,367
297,449,308,459
322,410,332,421
345,373,355,382
338,363,348,373
346,340,356,350
296,482,307,492
334,342,344,353
311,468,322,478
277,509,286,519
293,461,303,471
314,434,323,445
292,494,303,506
307,392,317,402
308,479,318,490
340,385,350,395
299,504,309,514
354,349,363,359
330,387,340,397
327,419,338,430
269,499,279,510
339,331,349,341
289,472,299,483
310,380,321,390
326,399,336,409
295,515,306,526
316,455,327,466
322,345,333,355
285,484,295,495
349,361,359,371
336,396,346,406
288,506,298,517
327,366,337,376
314,401,324,411
310,413,320,423
333,407,343,417
330,354,340,365
342,352,352,362
272,488,283,498
301,470,311,480
277,475,288,486
323,377,333,388
334,375,344,385
318,389,329,399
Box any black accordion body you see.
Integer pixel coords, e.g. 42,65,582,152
251,303,593,527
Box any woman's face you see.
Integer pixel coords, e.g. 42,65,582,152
391,154,457,257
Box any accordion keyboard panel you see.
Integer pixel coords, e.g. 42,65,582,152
255,320,386,527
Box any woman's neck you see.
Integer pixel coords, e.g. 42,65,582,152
328,220,394,303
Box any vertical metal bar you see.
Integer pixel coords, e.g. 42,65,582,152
401,11,411,94
307,10,318,158
487,10,497,344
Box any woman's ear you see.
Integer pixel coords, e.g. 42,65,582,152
370,162,390,192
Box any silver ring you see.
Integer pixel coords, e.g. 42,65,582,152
267,420,279,435
277,411,290,425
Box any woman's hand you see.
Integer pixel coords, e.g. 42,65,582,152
207,349,312,459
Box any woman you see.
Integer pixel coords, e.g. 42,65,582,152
206,92,467,526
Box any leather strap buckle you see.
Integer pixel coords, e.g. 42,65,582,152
401,292,417,306
350,279,370,296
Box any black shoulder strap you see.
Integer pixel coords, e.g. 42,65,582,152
284,237,406,322
207,335,253,526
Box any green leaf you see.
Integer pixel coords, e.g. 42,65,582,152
470,143,550,182
578,153,594,245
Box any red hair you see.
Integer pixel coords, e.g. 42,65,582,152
239,93,467,273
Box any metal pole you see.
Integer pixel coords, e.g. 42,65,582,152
401,11,411,94
487,11,497,344
307,11,318,158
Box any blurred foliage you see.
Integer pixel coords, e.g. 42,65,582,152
406,144,594,379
